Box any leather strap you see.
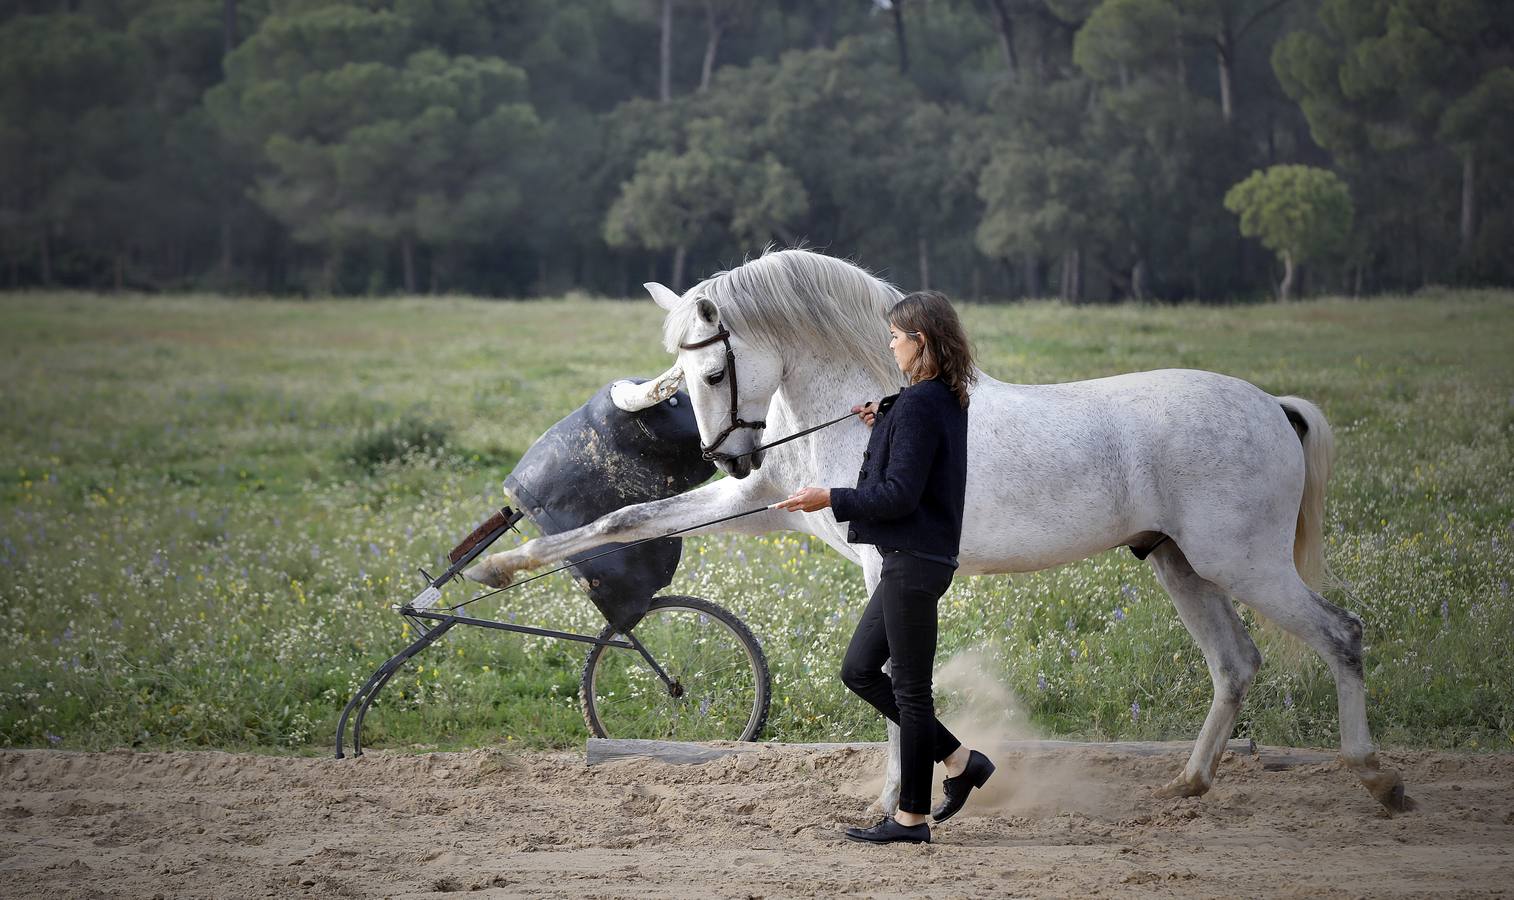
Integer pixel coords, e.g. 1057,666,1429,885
678,323,767,461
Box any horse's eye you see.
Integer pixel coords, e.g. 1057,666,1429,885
705,368,726,386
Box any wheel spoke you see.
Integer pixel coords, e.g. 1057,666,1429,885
583,598,769,742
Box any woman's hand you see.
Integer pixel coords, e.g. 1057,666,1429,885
771,486,831,513
853,401,878,428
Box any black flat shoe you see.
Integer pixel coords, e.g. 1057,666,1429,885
931,749,996,823
843,816,931,844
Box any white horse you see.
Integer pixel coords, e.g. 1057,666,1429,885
468,248,1411,814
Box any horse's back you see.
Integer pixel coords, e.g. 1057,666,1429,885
959,369,1302,573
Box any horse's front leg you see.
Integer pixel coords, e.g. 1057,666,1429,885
464,479,776,587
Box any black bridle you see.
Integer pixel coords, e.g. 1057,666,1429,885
678,323,768,462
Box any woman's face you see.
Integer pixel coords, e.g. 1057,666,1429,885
888,321,924,375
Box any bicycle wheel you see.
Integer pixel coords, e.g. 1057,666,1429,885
580,595,770,742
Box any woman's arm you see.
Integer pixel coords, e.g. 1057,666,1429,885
829,395,940,523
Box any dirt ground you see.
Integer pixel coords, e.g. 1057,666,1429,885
2,743,1511,899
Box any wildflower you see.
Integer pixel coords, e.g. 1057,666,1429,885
1130,700,1140,722
1284,692,1294,709
45,733,62,745
1113,608,1126,622
1037,674,1047,691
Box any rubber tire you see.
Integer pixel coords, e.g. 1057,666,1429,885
580,594,771,742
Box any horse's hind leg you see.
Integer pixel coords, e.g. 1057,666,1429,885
868,713,903,816
1148,542,1262,799
1206,563,1414,813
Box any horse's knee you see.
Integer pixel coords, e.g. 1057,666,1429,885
1215,663,1254,707
594,507,631,535
1225,638,1263,703
1322,604,1365,679
1240,627,1263,671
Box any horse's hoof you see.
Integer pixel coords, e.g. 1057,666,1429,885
1153,774,1208,799
1366,771,1415,814
462,562,501,587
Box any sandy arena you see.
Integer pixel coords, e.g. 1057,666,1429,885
2,742,1511,899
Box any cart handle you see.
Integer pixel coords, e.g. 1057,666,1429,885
449,507,518,564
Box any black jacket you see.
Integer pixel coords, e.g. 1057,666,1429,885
829,377,968,558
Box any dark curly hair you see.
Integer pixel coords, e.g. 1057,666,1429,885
888,291,977,408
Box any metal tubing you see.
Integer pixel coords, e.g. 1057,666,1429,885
352,620,455,756
350,666,404,758
402,609,633,649
335,610,629,758
351,662,405,757
335,620,455,758
335,659,396,758
625,629,679,694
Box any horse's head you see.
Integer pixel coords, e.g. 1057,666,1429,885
642,281,780,479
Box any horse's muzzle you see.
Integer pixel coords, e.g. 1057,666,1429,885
714,449,763,479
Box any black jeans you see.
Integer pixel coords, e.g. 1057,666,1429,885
839,549,962,815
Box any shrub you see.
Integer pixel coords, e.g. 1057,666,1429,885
347,416,451,470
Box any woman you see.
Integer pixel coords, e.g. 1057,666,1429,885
773,290,995,845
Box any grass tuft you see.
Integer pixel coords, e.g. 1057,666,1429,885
347,416,452,471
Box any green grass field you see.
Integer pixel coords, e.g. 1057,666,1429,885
2,290,1511,755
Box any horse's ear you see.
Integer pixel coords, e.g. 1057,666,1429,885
695,297,719,325
643,282,682,311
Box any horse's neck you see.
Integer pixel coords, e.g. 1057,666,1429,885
774,352,892,427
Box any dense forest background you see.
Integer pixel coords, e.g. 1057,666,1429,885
2,0,1510,301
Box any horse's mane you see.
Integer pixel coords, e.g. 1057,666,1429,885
661,248,906,393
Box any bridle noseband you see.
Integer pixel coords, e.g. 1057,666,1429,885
677,322,767,462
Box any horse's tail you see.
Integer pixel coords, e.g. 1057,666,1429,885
1276,396,1336,592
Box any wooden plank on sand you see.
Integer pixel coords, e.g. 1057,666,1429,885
584,737,1304,767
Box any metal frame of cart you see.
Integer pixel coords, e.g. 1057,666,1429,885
334,506,770,758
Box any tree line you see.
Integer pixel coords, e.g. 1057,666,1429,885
1,0,1509,301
